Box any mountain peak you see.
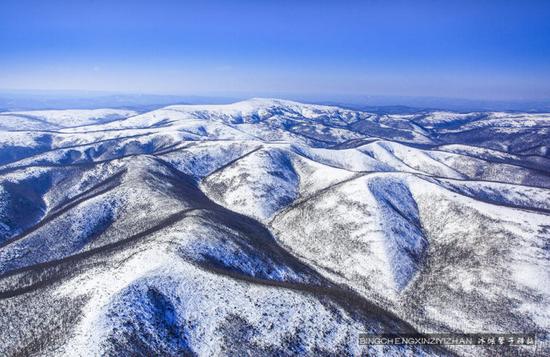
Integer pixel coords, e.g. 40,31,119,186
1,100,549,356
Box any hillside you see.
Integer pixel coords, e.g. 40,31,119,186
0,99,549,356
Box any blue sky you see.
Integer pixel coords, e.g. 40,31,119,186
1,0,549,101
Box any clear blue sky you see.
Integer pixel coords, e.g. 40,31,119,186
1,0,549,101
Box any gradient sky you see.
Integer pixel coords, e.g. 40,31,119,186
1,0,550,101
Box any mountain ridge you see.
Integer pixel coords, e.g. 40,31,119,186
0,98,549,356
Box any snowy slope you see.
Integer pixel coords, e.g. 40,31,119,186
0,109,137,130
0,99,549,356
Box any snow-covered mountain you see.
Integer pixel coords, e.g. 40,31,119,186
0,98,549,356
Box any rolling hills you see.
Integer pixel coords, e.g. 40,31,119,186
0,98,548,356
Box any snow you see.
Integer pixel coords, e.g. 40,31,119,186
55,246,369,356
201,147,300,221
0,109,137,129
1,98,549,356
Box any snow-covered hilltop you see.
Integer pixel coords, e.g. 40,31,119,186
0,99,549,356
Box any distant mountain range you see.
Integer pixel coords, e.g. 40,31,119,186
1,91,549,113
0,98,548,356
